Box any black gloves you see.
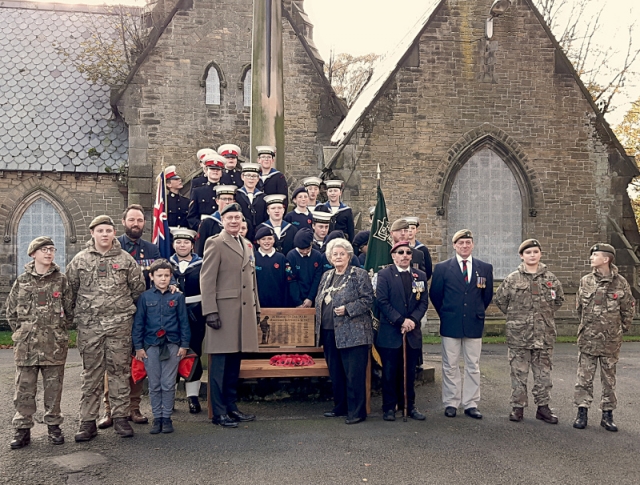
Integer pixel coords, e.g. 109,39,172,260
206,312,221,330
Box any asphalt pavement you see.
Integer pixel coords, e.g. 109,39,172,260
2,343,640,484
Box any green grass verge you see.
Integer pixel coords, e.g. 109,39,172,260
0,330,77,348
423,335,640,345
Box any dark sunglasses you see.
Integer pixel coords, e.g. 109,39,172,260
394,250,412,255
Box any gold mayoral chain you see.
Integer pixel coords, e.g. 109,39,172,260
323,272,350,305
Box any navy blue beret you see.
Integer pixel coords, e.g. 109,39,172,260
294,228,314,249
254,226,275,241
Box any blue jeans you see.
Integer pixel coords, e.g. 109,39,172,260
144,344,180,419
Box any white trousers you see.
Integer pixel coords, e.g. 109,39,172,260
441,337,482,409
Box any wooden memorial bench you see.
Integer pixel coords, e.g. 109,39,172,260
208,308,371,418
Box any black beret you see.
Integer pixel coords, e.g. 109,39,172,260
220,203,242,216
291,187,308,200
294,228,314,249
352,231,370,248
254,226,275,241
324,230,345,244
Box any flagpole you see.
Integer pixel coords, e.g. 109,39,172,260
376,163,381,188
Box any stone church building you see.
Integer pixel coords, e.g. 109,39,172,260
0,0,638,322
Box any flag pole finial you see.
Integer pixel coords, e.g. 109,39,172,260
377,164,381,180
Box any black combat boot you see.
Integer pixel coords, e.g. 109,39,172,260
573,407,588,429
600,410,618,432
75,420,98,442
509,407,524,422
536,405,559,424
10,429,30,449
113,417,134,438
47,424,65,445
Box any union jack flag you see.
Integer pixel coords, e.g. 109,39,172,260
152,170,172,259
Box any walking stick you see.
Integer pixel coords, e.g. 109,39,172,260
403,332,408,422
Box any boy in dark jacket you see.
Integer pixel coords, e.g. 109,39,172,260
132,259,190,434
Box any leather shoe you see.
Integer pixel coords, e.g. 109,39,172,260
408,408,426,421
324,411,347,418
229,410,256,422
345,416,365,425
113,417,134,437
130,409,148,424
97,413,113,429
464,407,483,419
212,414,238,428
509,407,524,422
444,406,457,418
10,429,30,449
536,405,558,424
383,410,396,421
188,396,202,414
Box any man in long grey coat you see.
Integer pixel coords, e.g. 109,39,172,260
200,203,260,428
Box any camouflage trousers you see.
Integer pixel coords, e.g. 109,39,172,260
13,365,65,429
102,373,144,414
77,323,132,421
574,351,619,411
508,347,553,408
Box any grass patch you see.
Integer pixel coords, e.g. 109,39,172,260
423,335,640,345
0,330,77,348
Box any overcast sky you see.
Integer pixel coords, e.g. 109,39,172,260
29,0,640,124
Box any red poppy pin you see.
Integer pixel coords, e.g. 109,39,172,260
247,243,252,249
53,291,61,298
156,329,166,338
314,262,319,268
113,264,120,270
613,293,618,300
274,263,280,269
169,300,175,307
412,273,418,279
546,281,553,287
307,219,312,224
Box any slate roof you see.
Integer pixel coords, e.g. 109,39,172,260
0,2,128,173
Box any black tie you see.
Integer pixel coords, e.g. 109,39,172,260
399,271,412,298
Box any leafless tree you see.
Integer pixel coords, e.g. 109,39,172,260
325,52,379,108
536,0,640,116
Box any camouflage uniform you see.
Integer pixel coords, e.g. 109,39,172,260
66,238,145,421
574,264,634,411
495,263,564,408
5,261,74,429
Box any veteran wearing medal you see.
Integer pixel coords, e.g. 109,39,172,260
429,229,493,419
572,243,634,432
494,239,564,424
376,241,428,421
200,203,260,428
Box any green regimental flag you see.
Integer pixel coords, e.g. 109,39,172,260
364,181,392,273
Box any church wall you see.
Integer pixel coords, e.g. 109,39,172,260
341,0,637,320
119,0,339,206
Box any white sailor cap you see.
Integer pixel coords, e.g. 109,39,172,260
311,208,332,224
202,153,226,169
197,148,216,161
302,176,323,188
170,227,197,241
404,216,420,227
324,180,344,190
218,144,241,158
215,185,238,197
241,162,261,173
256,146,276,156
164,165,180,181
264,194,287,206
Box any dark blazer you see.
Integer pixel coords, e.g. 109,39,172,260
315,265,374,349
376,266,428,350
429,256,494,339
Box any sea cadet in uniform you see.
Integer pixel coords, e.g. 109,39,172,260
67,215,145,441
258,194,297,255
169,228,206,414
200,203,260,428
494,239,564,424
235,162,267,241
6,237,74,449
284,187,314,231
573,243,634,432
404,216,433,281
311,206,332,252
429,229,493,420
218,144,244,188
254,226,292,308
187,153,226,230
195,185,237,256
165,166,189,229
256,146,288,209
352,231,370,266
319,180,354,242
191,148,217,194
376,240,428,421
287,228,323,308
302,176,323,208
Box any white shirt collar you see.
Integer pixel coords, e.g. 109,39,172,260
296,248,310,257
456,254,473,264
395,265,411,273
258,248,276,257
294,208,310,215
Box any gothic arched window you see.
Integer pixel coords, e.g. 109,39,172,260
447,148,522,279
17,198,67,272
206,67,221,105
243,68,252,107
